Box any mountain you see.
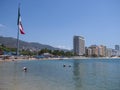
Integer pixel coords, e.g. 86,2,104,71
0,36,67,51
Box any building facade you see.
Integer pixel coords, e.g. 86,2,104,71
115,45,120,51
106,48,112,57
114,45,120,56
89,45,99,57
73,36,85,56
98,45,106,57
85,47,92,56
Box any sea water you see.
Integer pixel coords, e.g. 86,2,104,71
0,59,120,90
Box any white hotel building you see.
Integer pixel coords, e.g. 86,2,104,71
73,36,85,56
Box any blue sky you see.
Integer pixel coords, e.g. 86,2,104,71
0,0,120,50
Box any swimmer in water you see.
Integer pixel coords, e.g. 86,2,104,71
23,67,27,72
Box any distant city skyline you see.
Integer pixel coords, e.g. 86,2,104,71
0,0,120,49
73,35,120,57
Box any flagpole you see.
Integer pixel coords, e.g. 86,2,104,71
16,3,20,56
16,3,25,56
17,25,20,56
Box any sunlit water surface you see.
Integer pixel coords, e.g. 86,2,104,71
0,59,120,90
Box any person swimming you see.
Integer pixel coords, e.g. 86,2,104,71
63,64,66,67
23,67,27,72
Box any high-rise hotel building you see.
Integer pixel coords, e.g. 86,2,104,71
73,36,85,56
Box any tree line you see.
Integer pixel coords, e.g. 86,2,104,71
0,45,74,57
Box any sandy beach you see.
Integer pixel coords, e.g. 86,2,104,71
0,55,71,62
0,55,120,63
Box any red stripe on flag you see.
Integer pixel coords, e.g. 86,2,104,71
19,22,25,34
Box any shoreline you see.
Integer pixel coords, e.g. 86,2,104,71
0,56,120,62
0,56,71,62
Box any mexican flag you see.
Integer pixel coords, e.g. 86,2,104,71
17,7,25,34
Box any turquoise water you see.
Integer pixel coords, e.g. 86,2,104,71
0,59,120,90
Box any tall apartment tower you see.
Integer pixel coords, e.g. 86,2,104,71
73,36,85,56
